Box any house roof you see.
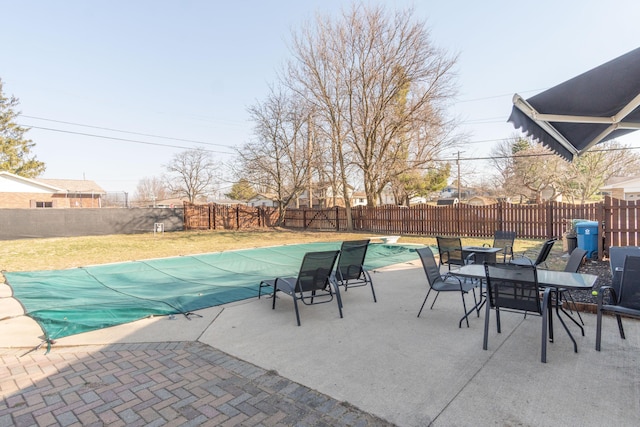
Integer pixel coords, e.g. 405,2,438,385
601,176,640,191
36,178,106,194
0,172,105,195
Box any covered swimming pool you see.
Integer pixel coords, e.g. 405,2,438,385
4,242,422,341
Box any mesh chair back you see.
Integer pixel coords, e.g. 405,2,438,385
336,240,369,281
296,250,340,293
619,255,640,310
436,236,464,267
484,263,541,313
417,247,442,287
609,246,640,289
533,238,557,265
494,231,516,257
564,248,587,273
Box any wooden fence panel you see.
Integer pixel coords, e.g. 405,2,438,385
605,196,640,247
184,198,640,260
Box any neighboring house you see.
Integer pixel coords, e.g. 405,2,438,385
298,182,358,208
600,176,640,201
351,191,367,207
0,172,106,208
467,196,497,206
247,193,280,208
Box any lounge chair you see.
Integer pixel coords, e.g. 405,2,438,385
260,250,342,326
333,240,376,302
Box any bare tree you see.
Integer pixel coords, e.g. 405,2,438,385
239,88,311,224
560,141,640,203
134,176,169,206
491,137,567,203
286,4,459,224
165,149,218,203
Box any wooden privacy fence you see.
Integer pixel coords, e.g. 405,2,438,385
183,202,278,230
183,197,640,259
284,201,602,238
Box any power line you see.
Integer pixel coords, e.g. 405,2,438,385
21,115,233,148
21,125,236,154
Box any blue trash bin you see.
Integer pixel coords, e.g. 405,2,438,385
576,221,599,259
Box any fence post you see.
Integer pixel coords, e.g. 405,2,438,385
597,199,606,260
210,203,215,230
336,206,340,231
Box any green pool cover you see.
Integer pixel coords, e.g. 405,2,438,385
4,242,421,341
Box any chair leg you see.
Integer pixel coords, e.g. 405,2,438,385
430,292,440,309
616,314,626,339
596,309,603,351
483,296,491,350
562,290,584,325
417,289,432,317
364,271,377,303
292,294,301,326
332,281,344,319
541,302,548,363
271,282,279,310
459,291,470,328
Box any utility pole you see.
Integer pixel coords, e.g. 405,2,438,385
456,151,461,201
307,113,313,208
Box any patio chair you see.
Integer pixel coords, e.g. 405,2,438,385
483,262,553,363
483,230,516,263
608,246,640,290
595,255,640,351
333,239,376,302
510,238,557,267
416,247,478,328
436,236,476,270
260,250,342,326
558,248,588,327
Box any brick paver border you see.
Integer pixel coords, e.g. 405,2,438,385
0,342,393,426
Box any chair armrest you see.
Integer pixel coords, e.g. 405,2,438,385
464,252,476,265
597,285,618,308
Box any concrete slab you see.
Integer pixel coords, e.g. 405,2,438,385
199,261,640,427
2,260,639,426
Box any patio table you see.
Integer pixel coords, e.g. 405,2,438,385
451,264,597,350
462,246,502,264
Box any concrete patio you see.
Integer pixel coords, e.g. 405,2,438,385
1,259,639,426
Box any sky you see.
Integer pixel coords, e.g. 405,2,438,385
1,0,639,198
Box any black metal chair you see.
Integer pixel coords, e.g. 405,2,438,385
260,250,342,326
333,240,376,302
596,255,640,351
510,238,557,267
483,262,553,363
436,236,475,270
416,247,478,328
483,230,516,263
608,246,640,290
558,248,588,328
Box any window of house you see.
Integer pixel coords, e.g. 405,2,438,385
35,201,53,208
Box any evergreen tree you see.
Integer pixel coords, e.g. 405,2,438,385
0,79,45,177
225,179,257,201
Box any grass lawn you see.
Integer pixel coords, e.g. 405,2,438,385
0,229,551,272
